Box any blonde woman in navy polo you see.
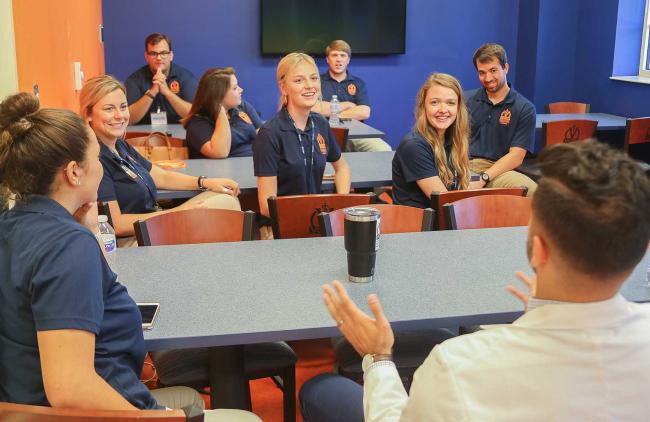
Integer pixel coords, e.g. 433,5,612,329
253,52,351,239
183,67,263,158
0,93,259,421
80,75,242,247
392,73,471,208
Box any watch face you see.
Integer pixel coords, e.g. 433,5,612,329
481,173,489,182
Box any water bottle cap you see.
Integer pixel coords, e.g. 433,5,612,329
343,206,380,222
98,215,108,223
332,95,338,100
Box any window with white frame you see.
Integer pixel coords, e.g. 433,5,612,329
640,0,650,77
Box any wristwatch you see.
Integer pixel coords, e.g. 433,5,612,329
145,89,155,100
480,172,490,184
362,353,393,371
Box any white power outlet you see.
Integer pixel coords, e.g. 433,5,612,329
74,62,84,90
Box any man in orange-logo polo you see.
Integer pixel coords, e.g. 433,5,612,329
125,32,198,125
465,43,537,196
314,40,392,152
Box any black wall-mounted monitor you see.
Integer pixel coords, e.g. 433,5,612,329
261,0,407,55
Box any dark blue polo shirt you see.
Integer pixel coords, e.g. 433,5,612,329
253,108,341,196
465,83,535,161
98,140,158,213
185,100,263,158
392,129,457,209
0,195,160,409
125,63,198,125
320,71,369,106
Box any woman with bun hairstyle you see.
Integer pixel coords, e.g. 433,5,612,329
392,73,471,208
0,93,259,421
183,67,263,158
253,52,351,237
80,75,241,245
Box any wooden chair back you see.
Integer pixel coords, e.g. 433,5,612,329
545,102,590,114
318,204,434,236
431,187,528,230
542,119,598,147
443,194,532,230
268,193,375,239
624,117,650,151
134,209,255,246
0,402,196,421
330,127,350,151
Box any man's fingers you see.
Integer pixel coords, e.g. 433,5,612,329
515,271,535,290
367,294,388,326
506,285,528,304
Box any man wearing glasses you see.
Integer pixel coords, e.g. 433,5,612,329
125,32,198,125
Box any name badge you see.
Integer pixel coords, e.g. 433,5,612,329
150,110,168,125
121,164,138,180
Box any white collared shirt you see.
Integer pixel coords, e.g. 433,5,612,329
363,295,650,421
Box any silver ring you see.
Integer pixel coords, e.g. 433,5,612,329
337,319,344,326
222,188,229,193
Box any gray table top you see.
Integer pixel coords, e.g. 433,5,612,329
114,227,650,351
128,118,385,140
536,113,627,129
156,151,394,200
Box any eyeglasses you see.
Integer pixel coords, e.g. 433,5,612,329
147,51,171,59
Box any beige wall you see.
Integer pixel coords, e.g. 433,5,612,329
0,0,18,99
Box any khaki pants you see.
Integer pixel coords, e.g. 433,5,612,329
346,137,392,152
470,158,537,197
150,387,261,421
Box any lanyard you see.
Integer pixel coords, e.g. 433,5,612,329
111,147,158,206
286,113,316,193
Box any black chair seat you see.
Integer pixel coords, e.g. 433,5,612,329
151,341,297,387
333,328,456,390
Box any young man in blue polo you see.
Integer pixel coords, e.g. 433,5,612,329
125,33,198,125
466,43,537,196
313,40,392,152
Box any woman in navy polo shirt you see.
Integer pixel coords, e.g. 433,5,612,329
183,67,262,158
0,93,258,421
392,73,471,208
80,75,242,245
253,52,351,237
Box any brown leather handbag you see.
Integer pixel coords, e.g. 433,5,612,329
125,131,189,162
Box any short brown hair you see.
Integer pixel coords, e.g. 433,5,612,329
326,40,351,57
0,93,90,209
182,67,235,127
533,140,650,277
473,43,508,69
145,32,172,51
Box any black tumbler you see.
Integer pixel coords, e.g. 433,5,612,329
344,207,381,282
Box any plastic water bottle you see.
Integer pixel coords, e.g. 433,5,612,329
330,95,341,127
98,215,117,271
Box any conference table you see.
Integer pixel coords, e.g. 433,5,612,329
156,151,395,200
128,118,386,140
534,112,628,152
115,226,650,409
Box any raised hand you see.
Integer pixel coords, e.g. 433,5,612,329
506,271,537,310
323,280,394,356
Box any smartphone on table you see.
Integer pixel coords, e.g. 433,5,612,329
137,303,160,330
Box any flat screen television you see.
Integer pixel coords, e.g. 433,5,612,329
261,0,407,55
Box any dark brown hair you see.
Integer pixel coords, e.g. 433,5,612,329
0,93,90,209
473,43,508,69
145,32,172,51
181,67,235,127
533,140,650,277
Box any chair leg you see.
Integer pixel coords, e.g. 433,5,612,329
281,365,296,422
244,379,253,411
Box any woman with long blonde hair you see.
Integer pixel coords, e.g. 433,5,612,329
392,73,470,208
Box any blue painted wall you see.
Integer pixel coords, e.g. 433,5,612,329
102,0,521,147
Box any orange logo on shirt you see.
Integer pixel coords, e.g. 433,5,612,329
169,80,180,94
238,111,252,124
317,133,327,155
347,83,357,96
499,109,512,126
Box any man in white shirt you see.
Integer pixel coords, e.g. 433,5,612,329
300,140,650,421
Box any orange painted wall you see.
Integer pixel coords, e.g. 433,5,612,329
12,0,104,111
